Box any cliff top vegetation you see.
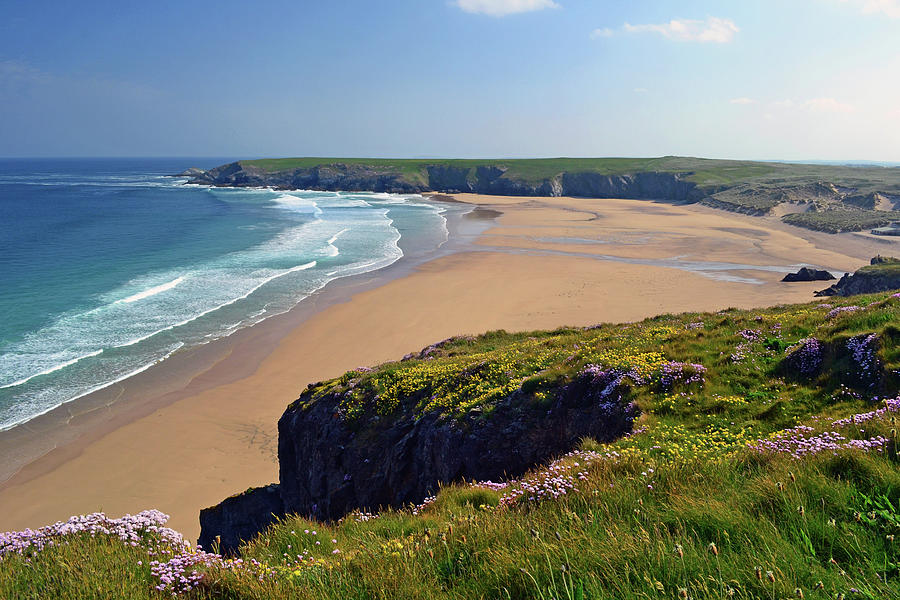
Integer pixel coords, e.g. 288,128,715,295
3,291,900,599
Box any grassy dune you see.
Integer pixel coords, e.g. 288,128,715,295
3,292,900,599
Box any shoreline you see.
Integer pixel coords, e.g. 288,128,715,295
0,198,484,486
0,193,896,540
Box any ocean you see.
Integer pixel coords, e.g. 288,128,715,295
0,158,449,430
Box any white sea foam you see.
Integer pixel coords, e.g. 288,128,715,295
115,261,317,348
1,185,450,431
116,276,185,304
273,194,323,216
0,343,184,432
328,228,349,245
0,349,104,390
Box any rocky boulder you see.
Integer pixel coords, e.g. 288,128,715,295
782,267,836,282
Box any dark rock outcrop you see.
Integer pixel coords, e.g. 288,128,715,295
277,376,635,522
198,366,638,554
174,167,206,178
782,267,836,282
815,257,900,296
197,484,284,555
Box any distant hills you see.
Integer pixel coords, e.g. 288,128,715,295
187,156,900,233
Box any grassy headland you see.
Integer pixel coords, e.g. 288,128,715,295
188,156,900,233
3,290,900,599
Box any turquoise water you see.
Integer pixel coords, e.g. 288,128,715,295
0,159,448,430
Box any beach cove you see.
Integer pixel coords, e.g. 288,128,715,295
0,192,896,541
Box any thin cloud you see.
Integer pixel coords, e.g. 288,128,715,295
454,0,560,17
837,0,900,18
633,87,648,93
590,27,615,38
767,98,855,113
805,97,855,113
730,97,757,105
622,17,738,43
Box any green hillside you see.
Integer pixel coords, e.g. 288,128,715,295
3,291,900,599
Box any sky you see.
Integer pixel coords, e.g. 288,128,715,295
1,0,899,161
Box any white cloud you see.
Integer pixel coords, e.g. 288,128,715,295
805,97,855,113
633,87,648,93
590,27,614,38
454,0,559,17
771,99,796,108
622,17,738,43
837,0,900,18
730,97,757,104
766,98,855,113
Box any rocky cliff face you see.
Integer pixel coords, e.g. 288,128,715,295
197,485,283,554
191,162,422,193
815,257,900,296
197,365,638,555
189,162,700,201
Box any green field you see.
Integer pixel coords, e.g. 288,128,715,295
4,290,900,599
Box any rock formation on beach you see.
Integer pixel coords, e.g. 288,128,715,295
781,267,835,282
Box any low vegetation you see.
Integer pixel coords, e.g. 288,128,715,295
782,209,900,233
4,291,900,599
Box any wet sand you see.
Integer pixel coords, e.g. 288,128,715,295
0,194,895,541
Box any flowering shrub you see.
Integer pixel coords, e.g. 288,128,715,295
658,362,707,391
847,333,880,383
827,306,862,319
499,450,598,506
748,426,889,459
749,396,900,459
831,397,900,427
0,510,183,559
785,337,824,376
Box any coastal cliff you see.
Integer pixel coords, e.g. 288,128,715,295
186,157,900,232
816,256,900,296
198,339,640,554
188,160,703,201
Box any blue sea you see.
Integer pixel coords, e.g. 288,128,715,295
0,158,449,430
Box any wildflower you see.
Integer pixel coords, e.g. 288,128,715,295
708,542,718,556
755,566,763,580
795,588,804,598
766,571,776,583
674,544,684,559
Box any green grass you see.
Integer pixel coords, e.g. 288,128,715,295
239,156,785,186
4,293,900,599
783,210,900,233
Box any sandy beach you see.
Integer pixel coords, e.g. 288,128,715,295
0,193,896,541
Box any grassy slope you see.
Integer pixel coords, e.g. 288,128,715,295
240,156,900,189
240,156,784,186
3,292,900,599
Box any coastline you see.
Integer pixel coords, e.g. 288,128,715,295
0,197,481,485
0,193,895,541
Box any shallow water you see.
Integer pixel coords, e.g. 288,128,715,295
0,159,448,430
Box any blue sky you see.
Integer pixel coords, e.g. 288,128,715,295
1,0,898,160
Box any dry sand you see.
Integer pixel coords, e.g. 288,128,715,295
0,194,895,541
